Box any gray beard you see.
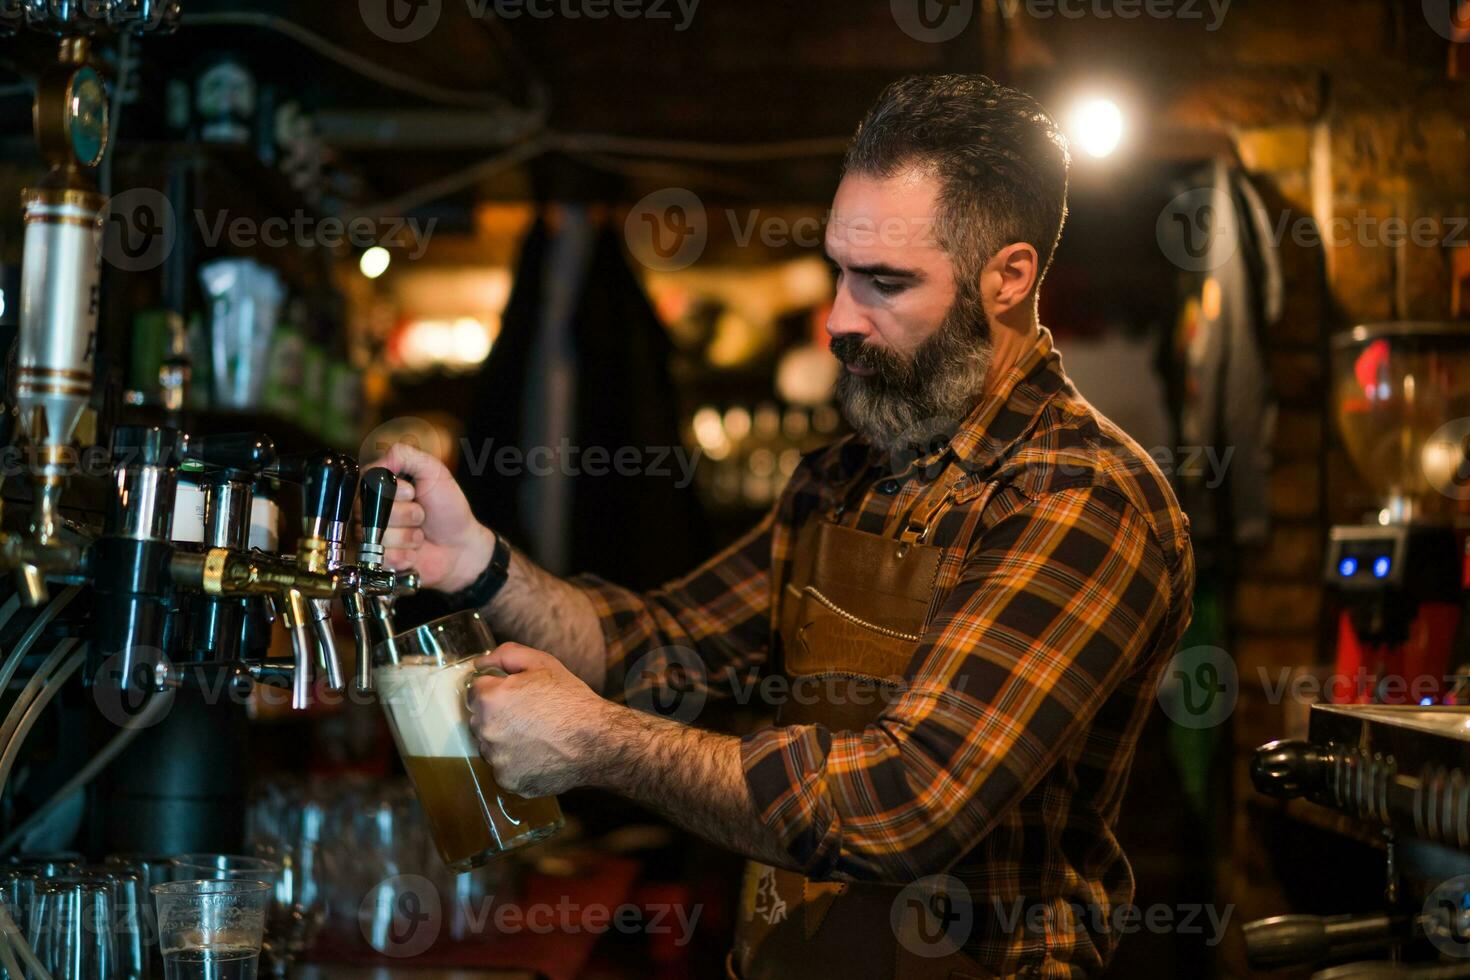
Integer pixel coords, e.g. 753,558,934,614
834,296,993,460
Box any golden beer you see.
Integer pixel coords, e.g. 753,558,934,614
375,612,564,871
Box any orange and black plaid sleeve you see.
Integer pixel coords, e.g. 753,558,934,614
740,484,1175,883
571,506,780,706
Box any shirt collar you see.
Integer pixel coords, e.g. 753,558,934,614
946,325,1066,475
872,325,1066,482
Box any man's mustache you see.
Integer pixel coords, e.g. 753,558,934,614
830,334,899,374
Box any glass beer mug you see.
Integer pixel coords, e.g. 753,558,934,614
374,611,564,871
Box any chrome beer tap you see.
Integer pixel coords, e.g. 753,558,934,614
181,433,275,665
166,435,339,708
92,425,183,691
298,452,356,697
345,468,419,693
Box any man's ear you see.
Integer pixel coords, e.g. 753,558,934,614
980,242,1040,317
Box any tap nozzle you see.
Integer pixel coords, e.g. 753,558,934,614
310,597,345,693
0,533,79,606
280,587,314,710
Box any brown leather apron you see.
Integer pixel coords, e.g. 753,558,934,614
730,461,994,980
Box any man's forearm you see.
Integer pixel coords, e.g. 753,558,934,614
482,546,608,692
584,703,799,871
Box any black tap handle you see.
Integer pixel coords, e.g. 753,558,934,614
183,432,277,476
302,451,354,537
1250,739,1326,799
359,468,397,539
332,458,361,525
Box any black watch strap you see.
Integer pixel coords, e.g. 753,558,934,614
439,531,512,612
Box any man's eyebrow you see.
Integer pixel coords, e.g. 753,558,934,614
823,246,923,282
822,249,925,281
847,261,925,280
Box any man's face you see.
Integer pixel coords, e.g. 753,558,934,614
825,170,956,363
825,170,993,456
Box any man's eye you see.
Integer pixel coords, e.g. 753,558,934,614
871,278,905,296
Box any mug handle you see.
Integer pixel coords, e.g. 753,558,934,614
463,663,507,709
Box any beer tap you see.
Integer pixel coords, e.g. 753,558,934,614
166,544,339,709
91,425,183,691
181,433,275,664
297,452,356,697
345,467,419,692
166,436,339,709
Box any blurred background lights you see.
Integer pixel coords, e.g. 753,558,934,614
1069,97,1124,159
359,246,392,279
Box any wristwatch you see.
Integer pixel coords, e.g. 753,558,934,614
438,529,512,612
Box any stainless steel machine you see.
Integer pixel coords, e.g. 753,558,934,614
1248,706,1470,976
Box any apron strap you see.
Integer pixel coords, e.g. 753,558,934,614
891,459,963,549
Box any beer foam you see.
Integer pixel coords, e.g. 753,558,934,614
375,658,481,759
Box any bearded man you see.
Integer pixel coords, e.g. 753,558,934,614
372,73,1195,979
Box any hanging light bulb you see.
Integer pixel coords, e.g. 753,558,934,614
1068,97,1125,159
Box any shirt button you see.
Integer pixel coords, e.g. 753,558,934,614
876,479,901,495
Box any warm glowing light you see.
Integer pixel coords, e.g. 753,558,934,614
396,317,495,372
723,407,752,443
360,247,392,279
1069,98,1124,159
692,407,727,452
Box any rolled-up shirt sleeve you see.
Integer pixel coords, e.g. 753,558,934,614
572,508,776,707
739,485,1175,883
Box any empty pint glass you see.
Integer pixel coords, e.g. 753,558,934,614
151,879,269,980
374,610,564,871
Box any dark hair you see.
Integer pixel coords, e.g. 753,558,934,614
842,74,1071,300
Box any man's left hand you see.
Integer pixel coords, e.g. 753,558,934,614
468,643,609,798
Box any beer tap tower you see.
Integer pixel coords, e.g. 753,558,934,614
0,0,424,866
94,447,413,855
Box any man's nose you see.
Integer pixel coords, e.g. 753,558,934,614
825,285,870,341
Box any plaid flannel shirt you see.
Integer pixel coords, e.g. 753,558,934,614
575,326,1195,976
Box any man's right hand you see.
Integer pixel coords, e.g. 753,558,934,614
366,442,496,594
